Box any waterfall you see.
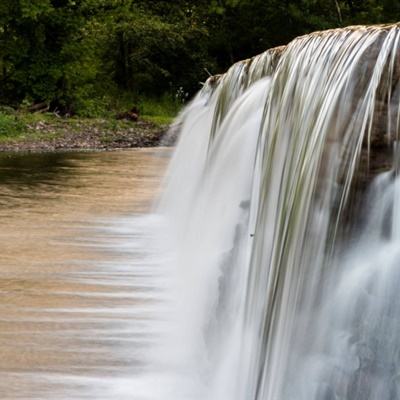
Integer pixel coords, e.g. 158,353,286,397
157,24,400,400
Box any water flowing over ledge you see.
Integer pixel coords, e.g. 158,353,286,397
157,24,400,400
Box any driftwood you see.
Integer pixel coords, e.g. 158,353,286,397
27,102,49,113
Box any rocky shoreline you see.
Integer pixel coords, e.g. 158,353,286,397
0,118,173,152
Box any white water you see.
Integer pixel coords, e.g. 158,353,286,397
143,24,400,400
3,26,400,400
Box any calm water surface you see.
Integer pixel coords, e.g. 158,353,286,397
0,148,171,399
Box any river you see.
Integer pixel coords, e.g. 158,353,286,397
0,148,171,399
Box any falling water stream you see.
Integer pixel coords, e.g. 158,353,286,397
2,24,400,400
156,24,400,400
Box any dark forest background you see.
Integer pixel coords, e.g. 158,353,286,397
0,0,399,117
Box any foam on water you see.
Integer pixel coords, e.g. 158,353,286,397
150,24,400,400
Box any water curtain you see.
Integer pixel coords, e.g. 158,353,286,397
159,25,400,400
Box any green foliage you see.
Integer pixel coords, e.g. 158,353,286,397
0,0,398,118
0,112,24,137
140,95,182,125
99,2,211,96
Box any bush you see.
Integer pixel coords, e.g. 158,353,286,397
0,113,24,137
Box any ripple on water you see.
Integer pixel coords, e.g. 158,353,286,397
0,149,172,399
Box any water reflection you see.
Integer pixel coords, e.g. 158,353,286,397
0,148,170,399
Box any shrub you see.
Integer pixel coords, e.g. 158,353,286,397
0,112,24,137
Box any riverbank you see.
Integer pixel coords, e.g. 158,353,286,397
0,112,174,152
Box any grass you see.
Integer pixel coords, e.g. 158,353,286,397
78,96,181,125
139,96,181,126
0,112,25,138
81,91,181,125
0,112,63,144
0,94,180,145
142,114,175,125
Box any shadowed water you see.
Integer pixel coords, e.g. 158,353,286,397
0,149,171,399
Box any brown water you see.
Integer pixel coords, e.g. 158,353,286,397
0,148,170,399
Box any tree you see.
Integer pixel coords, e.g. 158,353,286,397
0,1,87,108
0,0,397,114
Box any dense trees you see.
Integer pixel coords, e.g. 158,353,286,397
0,0,399,115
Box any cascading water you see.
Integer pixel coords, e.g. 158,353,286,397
153,24,400,400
